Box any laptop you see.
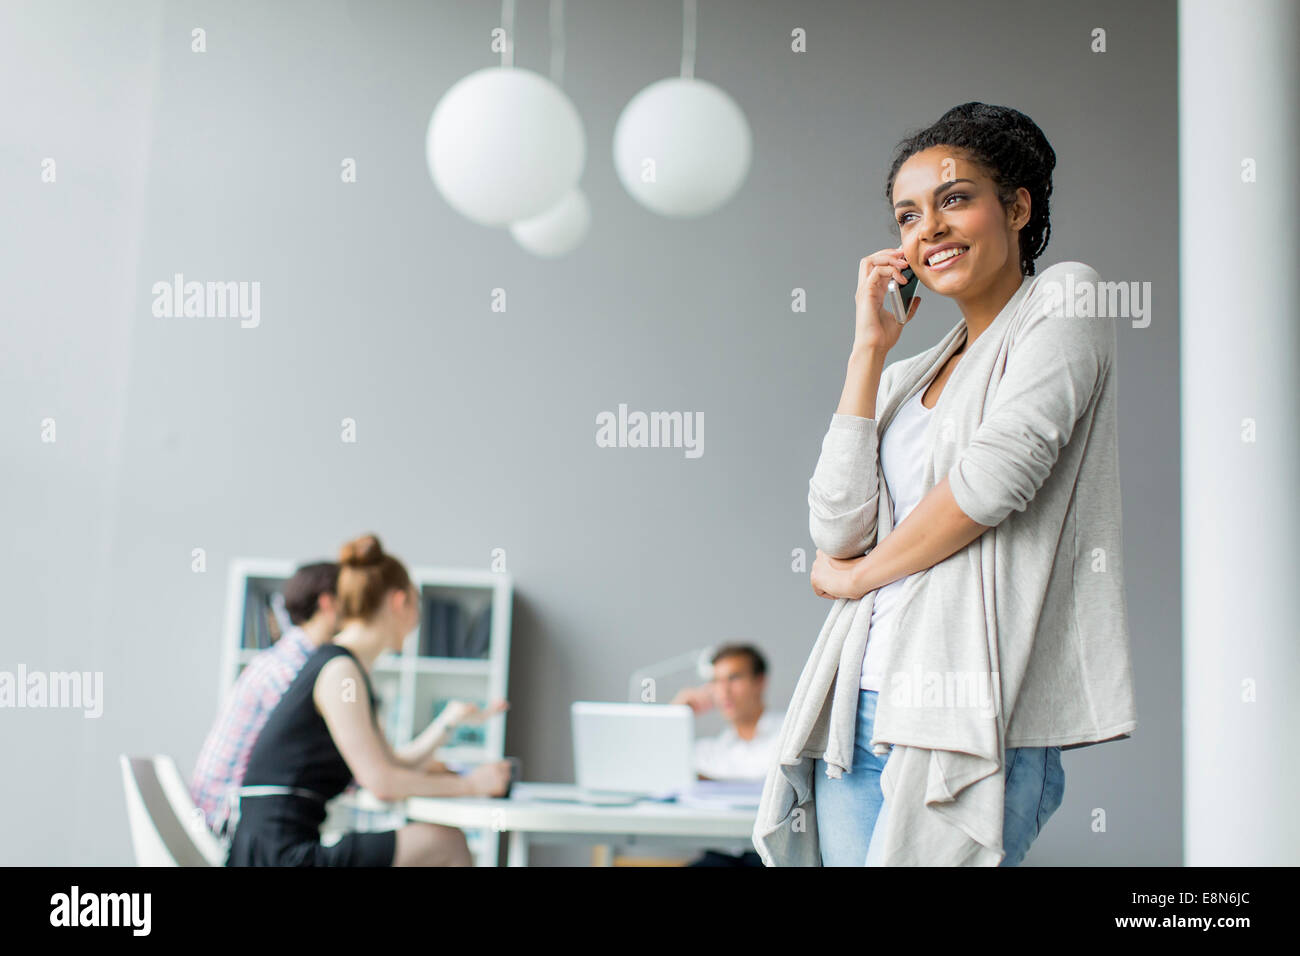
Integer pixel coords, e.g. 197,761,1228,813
526,702,696,805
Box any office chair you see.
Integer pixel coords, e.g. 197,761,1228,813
119,754,225,866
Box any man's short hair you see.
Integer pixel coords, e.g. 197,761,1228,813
282,561,339,625
711,643,767,679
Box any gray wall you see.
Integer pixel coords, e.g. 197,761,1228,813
0,0,1179,865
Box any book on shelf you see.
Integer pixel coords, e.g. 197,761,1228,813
269,591,292,639
418,596,491,659
243,585,294,649
263,605,280,645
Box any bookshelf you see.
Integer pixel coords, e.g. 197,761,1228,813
221,558,514,866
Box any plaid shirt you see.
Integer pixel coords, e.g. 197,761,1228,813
189,626,315,835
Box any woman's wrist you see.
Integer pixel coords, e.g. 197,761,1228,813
849,341,889,365
838,345,887,418
850,551,879,598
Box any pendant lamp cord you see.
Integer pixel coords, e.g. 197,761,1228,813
681,0,697,78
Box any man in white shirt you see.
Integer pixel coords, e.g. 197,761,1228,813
672,644,782,866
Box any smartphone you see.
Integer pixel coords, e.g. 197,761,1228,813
887,265,919,325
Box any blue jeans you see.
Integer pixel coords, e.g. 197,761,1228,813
813,689,1065,866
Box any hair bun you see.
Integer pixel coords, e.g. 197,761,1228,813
340,533,384,568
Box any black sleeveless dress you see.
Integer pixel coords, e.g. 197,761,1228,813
225,644,398,866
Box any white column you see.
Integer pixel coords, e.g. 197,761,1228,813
1180,0,1300,864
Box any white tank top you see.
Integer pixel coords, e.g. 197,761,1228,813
860,384,935,691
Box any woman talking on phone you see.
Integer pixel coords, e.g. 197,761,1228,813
227,534,511,866
754,103,1137,866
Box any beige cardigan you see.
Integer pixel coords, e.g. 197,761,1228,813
753,261,1137,866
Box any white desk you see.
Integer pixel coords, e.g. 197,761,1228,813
403,783,759,866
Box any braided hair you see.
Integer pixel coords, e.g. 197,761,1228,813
884,102,1056,277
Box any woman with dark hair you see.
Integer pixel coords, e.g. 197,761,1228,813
226,533,511,866
754,103,1137,866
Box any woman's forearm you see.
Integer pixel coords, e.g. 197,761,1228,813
837,345,888,419
370,764,469,802
392,716,454,768
852,475,989,594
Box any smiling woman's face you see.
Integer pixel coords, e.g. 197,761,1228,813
891,146,1029,298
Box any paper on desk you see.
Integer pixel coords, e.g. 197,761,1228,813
676,780,764,809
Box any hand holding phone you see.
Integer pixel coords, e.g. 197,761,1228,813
854,249,920,355
458,759,511,797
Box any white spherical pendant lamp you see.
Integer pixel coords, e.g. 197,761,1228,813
612,76,752,218
427,66,586,226
510,188,590,258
